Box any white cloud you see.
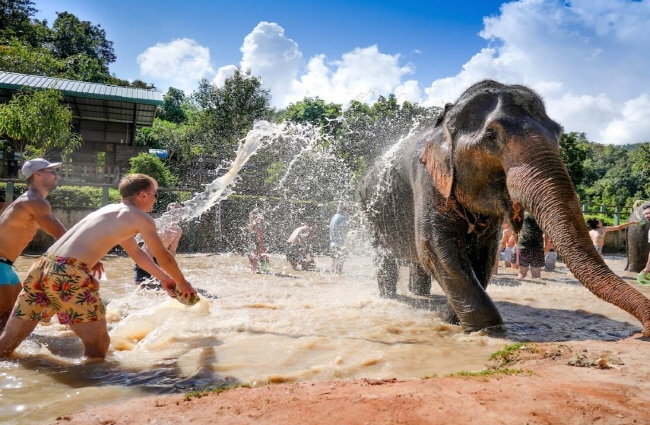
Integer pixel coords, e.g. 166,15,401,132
217,21,413,108
238,22,303,107
212,65,238,87
601,94,650,144
137,38,214,94
421,0,650,144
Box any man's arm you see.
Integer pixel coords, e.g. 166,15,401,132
606,221,639,232
31,199,66,239
139,218,195,298
121,238,171,281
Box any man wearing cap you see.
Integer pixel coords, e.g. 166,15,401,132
0,158,67,330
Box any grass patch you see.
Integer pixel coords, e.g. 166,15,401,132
184,383,250,401
445,368,525,378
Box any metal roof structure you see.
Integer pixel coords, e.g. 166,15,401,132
0,71,164,126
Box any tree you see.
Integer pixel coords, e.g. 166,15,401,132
0,39,63,76
559,132,588,189
0,0,38,42
158,87,188,124
191,69,272,158
0,88,82,157
50,11,116,72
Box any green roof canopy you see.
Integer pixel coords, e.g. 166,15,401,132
0,71,163,126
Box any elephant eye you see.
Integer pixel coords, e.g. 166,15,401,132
483,128,500,145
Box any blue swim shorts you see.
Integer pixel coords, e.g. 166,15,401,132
0,261,21,286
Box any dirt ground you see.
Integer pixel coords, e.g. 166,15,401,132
52,333,650,425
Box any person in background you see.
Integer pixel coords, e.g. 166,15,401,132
0,174,196,359
286,222,316,271
0,158,67,330
248,209,269,273
641,204,650,273
329,202,350,274
495,222,517,274
134,202,184,288
543,233,556,272
517,212,545,279
587,218,638,255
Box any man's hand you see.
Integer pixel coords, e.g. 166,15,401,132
159,275,177,298
91,261,105,279
174,278,197,302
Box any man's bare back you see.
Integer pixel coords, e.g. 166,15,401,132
51,203,158,266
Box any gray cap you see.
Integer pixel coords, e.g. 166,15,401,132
21,158,62,179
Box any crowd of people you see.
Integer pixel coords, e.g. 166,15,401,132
0,157,642,361
246,201,350,274
494,211,637,279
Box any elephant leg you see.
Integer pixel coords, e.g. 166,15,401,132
467,217,501,290
408,262,431,296
376,253,398,298
415,206,503,332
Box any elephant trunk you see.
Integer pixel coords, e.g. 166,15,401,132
506,147,650,336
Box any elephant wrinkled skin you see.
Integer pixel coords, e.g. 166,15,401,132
358,79,650,336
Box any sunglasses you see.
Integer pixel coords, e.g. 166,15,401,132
39,169,59,175
144,191,158,199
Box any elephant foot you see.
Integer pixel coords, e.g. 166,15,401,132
462,324,507,337
443,307,460,326
461,322,505,335
377,255,398,298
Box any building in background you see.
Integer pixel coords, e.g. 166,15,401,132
0,71,163,184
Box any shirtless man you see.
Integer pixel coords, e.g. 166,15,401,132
0,158,67,330
0,173,196,359
498,222,518,269
587,218,638,254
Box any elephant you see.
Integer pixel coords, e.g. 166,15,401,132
627,203,650,273
357,79,650,336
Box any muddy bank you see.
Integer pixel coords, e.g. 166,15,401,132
52,333,650,425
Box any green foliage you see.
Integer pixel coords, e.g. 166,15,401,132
444,368,524,378
0,40,64,76
559,132,587,190
191,69,272,159
157,87,188,124
578,142,643,209
0,87,82,157
128,153,178,188
0,182,120,206
50,11,115,71
279,97,342,136
48,185,120,207
0,0,39,43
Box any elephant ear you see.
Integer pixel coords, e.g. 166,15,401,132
420,104,455,199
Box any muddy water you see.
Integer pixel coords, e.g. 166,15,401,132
1,252,645,424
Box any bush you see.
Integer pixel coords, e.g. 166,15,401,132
48,186,121,207
128,153,178,187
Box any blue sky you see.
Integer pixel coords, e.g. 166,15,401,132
34,0,650,145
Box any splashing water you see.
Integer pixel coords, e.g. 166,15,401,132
156,121,285,230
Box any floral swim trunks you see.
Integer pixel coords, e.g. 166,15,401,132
13,254,104,325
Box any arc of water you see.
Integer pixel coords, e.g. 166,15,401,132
156,121,284,229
